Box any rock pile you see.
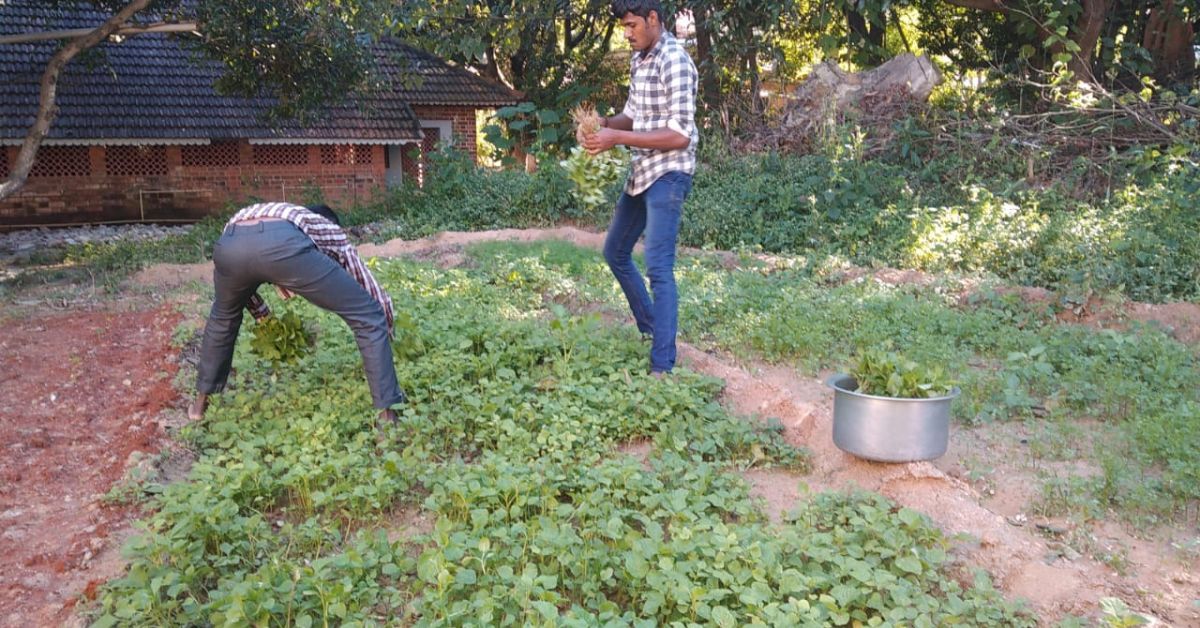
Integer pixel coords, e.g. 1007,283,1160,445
0,223,193,257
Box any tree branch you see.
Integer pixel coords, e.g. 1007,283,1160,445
0,0,155,202
940,0,1007,12
0,22,198,46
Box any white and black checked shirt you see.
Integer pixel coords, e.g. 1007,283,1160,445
227,202,394,331
621,30,698,196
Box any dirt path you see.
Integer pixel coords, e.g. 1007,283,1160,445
0,306,183,626
673,350,1181,622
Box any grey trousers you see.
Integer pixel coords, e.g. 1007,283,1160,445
195,220,405,409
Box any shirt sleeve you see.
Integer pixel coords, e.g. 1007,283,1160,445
246,291,271,320
339,246,395,332
622,59,637,119
301,217,395,333
661,52,697,141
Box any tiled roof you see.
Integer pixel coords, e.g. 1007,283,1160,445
381,43,523,107
0,1,520,144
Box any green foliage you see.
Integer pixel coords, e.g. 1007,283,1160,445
248,307,314,365
559,145,629,212
94,255,830,625
92,248,1046,624
467,241,1200,522
795,0,1199,91
483,102,570,160
1098,597,1150,627
850,346,956,398
370,147,586,242
395,0,624,152
681,149,913,256
672,147,1200,303
193,0,398,122
413,471,1033,626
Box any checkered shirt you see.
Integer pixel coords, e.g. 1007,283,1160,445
227,202,394,331
620,30,698,196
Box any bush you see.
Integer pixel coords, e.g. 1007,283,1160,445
373,148,591,239
678,141,1200,303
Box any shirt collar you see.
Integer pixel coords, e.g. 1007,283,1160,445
635,29,670,64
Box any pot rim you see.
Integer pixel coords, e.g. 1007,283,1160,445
827,373,961,403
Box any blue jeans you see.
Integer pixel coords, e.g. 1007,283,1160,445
603,171,693,373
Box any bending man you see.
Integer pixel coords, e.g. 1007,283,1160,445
190,202,406,424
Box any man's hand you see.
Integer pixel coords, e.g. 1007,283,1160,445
275,285,295,300
581,128,620,156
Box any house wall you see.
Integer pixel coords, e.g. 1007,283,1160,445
0,105,484,228
0,141,385,227
412,105,480,160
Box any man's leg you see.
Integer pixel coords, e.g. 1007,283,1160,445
270,242,406,410
194,232,262,417
603,191,654,336
642,172,692,373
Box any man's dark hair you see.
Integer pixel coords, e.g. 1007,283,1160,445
306,204,342,226
611,0,664,21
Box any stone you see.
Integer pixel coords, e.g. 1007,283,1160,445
783,53,942,130
0,223,194,257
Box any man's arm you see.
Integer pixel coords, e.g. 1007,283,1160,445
246,291,272,321
602,113,633,131
583,51,697,155
582,110,689,154
583,125,689,154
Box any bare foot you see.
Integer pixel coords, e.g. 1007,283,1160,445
188,394,208,422
378,408,398,424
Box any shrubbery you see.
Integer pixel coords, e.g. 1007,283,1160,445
353,126,1198,304
94,257,1041,625
23,119,1198,306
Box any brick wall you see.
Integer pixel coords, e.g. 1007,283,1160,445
0,104,486,227
412,105,480,160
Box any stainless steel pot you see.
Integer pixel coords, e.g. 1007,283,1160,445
828,373,960,463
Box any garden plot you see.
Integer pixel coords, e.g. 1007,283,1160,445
1,228,1196,626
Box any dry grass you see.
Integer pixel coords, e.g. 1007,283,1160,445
571,103,602,136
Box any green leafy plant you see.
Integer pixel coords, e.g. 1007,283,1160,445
1099,597,1150,627
249,307,314,364
850,347,957,398
559,145,628,213
482,101,564,162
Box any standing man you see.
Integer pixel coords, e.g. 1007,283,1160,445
581,0,698,376
189,202,406,424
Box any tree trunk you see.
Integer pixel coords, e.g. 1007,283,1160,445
0,0,154,202
1066,0,1110,80
747,49,765,120
481,45,506,86
692,7,721,112
845,8,885,64
1143,0,1196,82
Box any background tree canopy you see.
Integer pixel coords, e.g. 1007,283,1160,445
0,0,399,200
4,0,1196,197
391,0,1195,146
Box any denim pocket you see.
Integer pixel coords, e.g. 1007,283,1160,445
662,172,693,205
